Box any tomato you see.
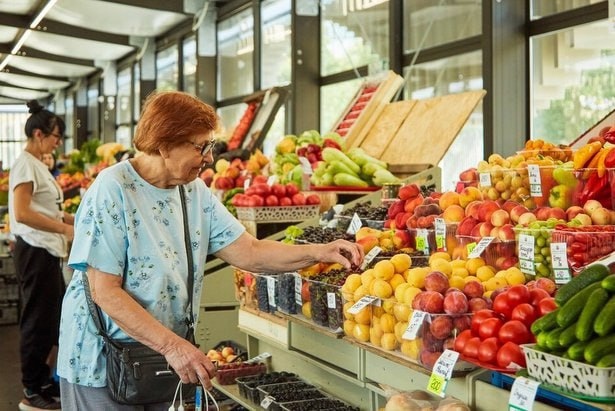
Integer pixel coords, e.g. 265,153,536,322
537,297,558,316
471,309,497,335
285,183,299,197
265,195,279,207
496,342,526,369
454,329,474,353
506,284,530,306
306,194,321,205
478,317,504,340
462,336,482,359
271,183,286,198
291,193,306,206
279,197,293,206
498,320,531,345
252,183,271,197
529,288,550,306
478,337,500,364
510,303,537,328
246,195,264,207
493,293,513,319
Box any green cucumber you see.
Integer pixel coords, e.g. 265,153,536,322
584,334,615,364
558,322,578,348
531,310,559,335
535,331,549,349
593,294,615,337
601,274,615,292
555,264,609,306
596,353,615,368
576,287,610,341
556,282,602,328
545,327,565,351
567,340,589,361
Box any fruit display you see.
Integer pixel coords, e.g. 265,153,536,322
333,85,378,137
552,224,615,273
206,342,245,364
205,150,269,191
231,182,320,208
216,362,267,385
227,101,259,150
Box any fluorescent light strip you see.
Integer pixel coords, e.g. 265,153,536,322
30,0,58,28
11,29,32,54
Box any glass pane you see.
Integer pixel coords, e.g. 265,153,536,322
531,20,615,145
117,66,132,125
218,9,254,99
262,105,286,157
403,0,481,53
218,104,247,141
320,77,364,133
321,0,389,76
134,63,140,121
403,50,484,191
64,95,73,153
531,0,601,19
261,0,291,88
183,35,197,94
87,82,99,139
116,125,131,149
156,44,179,91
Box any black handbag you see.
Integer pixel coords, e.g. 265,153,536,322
84,186,197,405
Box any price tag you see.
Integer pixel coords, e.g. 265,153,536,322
416,229,430,254
527,164,542,197
348,295,378,315
245,351,272,364
261,395,274,409
298,157,313,175
468,236,494,258
518,234,536,275
294,274,303,305
427,349,459,397
266,276,276,307
550,242,571,284
243,178,251,190
402,310,426,340
361,245,382,270
327,292,337,309
434,218,446,250
508,376,540,411
267,175,278,186
479,172,492,187
466,241,477,256
346,213,363,235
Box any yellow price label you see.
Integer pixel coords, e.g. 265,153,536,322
466,242,477,255
436,235,445,250
427,373,446,396
415,236,426,251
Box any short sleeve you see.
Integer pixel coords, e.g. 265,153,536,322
201,186,245,254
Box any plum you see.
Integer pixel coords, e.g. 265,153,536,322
424,271,449,294
443,291,469,314
429,315,454,339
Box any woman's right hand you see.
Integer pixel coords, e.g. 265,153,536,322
63,224,74,242
163,337,217,390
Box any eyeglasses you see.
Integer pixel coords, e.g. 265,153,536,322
190,140,216,156
48,132,63,140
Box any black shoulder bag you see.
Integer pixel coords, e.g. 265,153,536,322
84,185,197,405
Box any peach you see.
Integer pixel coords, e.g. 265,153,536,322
479,200,501,223
591,207,611,225
495,256,518,270
439,191,461,210
459,186,483,208
355,227,382,241
583,199,603,215
392,230,412,249
468,297,490,312
463,281,484,299
489,226,501,239
547,207,566,221
404,195,424,214
510,205,530,223
490,209,511,227
574,213,592,226
478,221,495,237
470,224,482,237
443,291,469,314
356,235,380,253
565,205,584,221
518,212,537,226
430,315,454,339
459,167,478,183
535,278,556,295
534,207,551,221
395,212,412,229
497,224,515,241
457,216,479,236
419,290,445,314
442,204,465,223
464,200,482,220
387,200,406,219
420,349,442,369
454,315,472,332
399,184,420,201
424,271,450,294
501,200,521,214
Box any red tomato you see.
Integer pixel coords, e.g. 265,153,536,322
454,329,474,353
496,342,526,369
271,183,286,198
306,194,321,205
246,195,264,207
529,288,550,306
462,336,482,359
471,309,498,335
252,183,271,197
506,284,530,306
498,320,531,345
537,297,558,316
493,293,513,319
265,195,279,206
279,197,293,206
478,317,504,340
285,183,299,197
478,337,500,364
510,303,537,328
291,193,306,206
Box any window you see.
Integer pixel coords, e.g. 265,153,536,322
218,9,254,99
261,0,291,89
64,95,74,153
117,66,132,126
87,81,99,140
156,44,179,91
531,20,615,144
134,63,141,121
320,0,389,76
183,35,197,94
262,105,286,157
218,104,247,139
531,0,601,19
321,77,364,132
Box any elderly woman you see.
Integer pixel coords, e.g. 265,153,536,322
57,91,363,410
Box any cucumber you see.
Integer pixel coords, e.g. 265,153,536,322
531,310,559,335
555,264,609,306
556,282,602,328
576,287,610,341
596,353,615,368
535,331,549,349
558,322,578,348
601,274,615,292
584,334,615,364
593,294,615,337
567,340,589,361
545,327,565,351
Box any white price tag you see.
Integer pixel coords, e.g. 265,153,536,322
327,292,337,309
245,352,272,364
434,218,446,250
266,276,276,307
427,349,459,397
243,178,251,190
468,236,494,259
402,310,426,340
298,157,313,175
416,229,430,254
479,172,492,187
518,234,536,275
528,165,542,197
261,396,274,409
508,376,540,411
346,213,363,235
361,245,382,270
267,175,278,186
550,242,571,284
347,295,378,315
294,273,303,305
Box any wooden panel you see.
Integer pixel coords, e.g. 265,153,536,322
359,100,416,158
382,90,486,167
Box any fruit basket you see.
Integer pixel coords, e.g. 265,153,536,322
251,272,280,313
513,226,555,280
235,205,319,222
552,226,615,274
522,343,615,398
216,362,267,385
275,272,302,315
455,235,517,271
306,275,345,331
236,372,300,403
256,381,318,404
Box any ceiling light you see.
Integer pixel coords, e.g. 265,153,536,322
30,0,58,29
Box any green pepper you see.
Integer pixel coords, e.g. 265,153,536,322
553,166,577,188
549,184,572,209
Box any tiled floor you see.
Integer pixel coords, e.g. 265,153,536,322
0,324,23,409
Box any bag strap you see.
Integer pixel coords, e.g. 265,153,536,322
84,185,195,343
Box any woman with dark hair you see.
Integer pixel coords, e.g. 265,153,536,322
8,100,74,411
42,152,60,178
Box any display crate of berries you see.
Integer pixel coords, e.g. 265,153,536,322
276,272,302,315
336,201,388,232
236,372,300,403
306,270,352,331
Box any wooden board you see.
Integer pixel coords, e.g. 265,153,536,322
381,90,486,167
360,100,416,158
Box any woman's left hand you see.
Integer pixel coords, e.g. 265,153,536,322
318,239,364,269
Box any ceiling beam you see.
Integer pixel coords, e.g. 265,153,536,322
17,47,96,67
0,65,72,82
0,92,51,101
36,19,131,46
103,0,190,14
0,80,49,92
0,13,29,28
